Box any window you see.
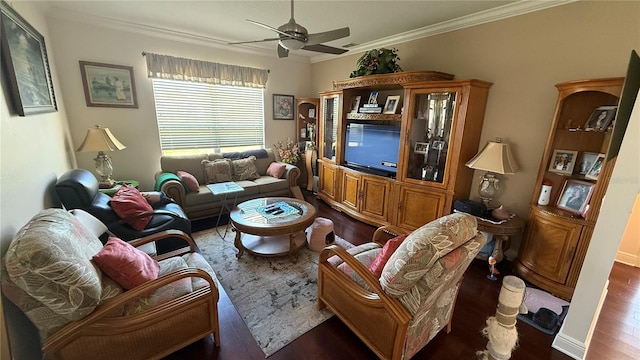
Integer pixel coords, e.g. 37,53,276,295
151,79,264,155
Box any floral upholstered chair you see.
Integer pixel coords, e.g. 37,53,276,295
2,208,219,360
317,213,486,360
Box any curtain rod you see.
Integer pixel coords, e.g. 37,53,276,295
141,51,270,73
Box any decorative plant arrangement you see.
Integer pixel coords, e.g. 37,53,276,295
350,48,402,78
274,138,301,164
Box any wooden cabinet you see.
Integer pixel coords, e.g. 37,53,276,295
318,159,339,201
316,71,492,230
514,77,624,300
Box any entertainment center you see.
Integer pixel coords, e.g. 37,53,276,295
316,71,492,230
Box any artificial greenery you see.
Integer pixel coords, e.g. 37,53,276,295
349,48,402,78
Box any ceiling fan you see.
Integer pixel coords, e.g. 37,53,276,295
228,0,350,58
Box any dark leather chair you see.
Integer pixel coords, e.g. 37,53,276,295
55,169,192,254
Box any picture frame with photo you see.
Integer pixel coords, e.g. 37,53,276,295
548,149,578,175
349,96,361,113
79,61,138,108
576,152,602,175
383,95,400,114
432,140,445,151
273,94,294,120
308,108,316,118
1,1,57,116
557,179,595,215
414,142,429,154
584,105,617,131
585,153,605,180
367,91,379,105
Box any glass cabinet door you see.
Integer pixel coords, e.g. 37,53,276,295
404,92,457,183
321,94,340,162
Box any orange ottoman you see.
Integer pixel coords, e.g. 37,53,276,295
306,217,335,251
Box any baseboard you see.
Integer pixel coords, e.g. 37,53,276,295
552,330,586,359
614,251,638,266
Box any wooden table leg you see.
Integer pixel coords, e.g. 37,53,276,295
288,233,298,263
234,230,245,259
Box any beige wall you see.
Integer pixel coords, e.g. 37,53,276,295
616,193,640,266
311,0,640,253
46,16,313,191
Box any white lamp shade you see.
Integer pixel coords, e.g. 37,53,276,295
77,125,126,152
466,139,519,174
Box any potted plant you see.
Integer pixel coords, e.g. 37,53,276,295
350,48,402,78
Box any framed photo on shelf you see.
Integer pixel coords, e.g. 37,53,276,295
414,142,429,154
383,95,400,114
557,179,595,215
349,96,361,113
79,61,138,108
308,108,316,118
273,94,294,120
1,1,57,116
576,152,602,175
432,140,445,151
548,149,578,175
367,91,379,105
584,105,617,131
585,153,605,180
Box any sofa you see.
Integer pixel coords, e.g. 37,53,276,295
156,148,300,220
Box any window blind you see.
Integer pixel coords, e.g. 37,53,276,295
152,79,264,152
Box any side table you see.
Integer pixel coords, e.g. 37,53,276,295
475,215,525,263
207,182,244,237
98,180,139,197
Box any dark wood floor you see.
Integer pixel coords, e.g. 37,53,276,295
168,190,639,360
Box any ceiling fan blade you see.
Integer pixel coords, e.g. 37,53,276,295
228,37,280,45
306,27,350,46
302,43,348,55
277,44,289,58
247,19,297,40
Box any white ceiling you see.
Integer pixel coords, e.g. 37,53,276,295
44,0,573,61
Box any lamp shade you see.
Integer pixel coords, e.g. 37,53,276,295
77,125,126,152
465,138,518,174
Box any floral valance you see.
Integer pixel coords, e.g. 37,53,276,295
144,52,268,88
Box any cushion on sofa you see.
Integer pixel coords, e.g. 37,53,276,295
110,184,153,230
177,170,200,192
266,162,286,178
231,156,260,181
92,237,160,290
202,159,233,184
369,233,410,277
380,213,478,298
161,153,209,184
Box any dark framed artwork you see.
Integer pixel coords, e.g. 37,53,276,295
584,105,616,131
273,94,294,120
79,61,138,108
0,1,57,116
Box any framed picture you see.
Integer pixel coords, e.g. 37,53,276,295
273,94,294,120
349,96,361,113
432,140,445,151
414,141,429,154
557,179,595,215
367,91,379,105
584,105,617,131
79,61,138,108
308,108,316,118
0,1,57,116
383,95,400,114
585,153,605,180
576,152,602,175
548,149,578,175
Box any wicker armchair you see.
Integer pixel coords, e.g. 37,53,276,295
317,213,486,360
2,209,219,360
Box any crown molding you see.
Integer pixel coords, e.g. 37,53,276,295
45,7,311,63
310,0,577,63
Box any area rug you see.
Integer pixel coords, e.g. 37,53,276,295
517,287,570,335
193,226,353,357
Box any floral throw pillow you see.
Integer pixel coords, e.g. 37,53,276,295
201,159,233,184
231,156,260,181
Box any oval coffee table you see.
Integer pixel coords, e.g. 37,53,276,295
230,197,316,262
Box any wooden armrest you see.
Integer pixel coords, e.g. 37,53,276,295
372,225,408,245
319,245,385,297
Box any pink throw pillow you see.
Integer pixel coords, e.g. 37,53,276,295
266,162,286,179
177,170,200,192
110,184,153,230
92,237,160,290
369,233,410,277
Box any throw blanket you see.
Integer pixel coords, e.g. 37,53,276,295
222,149,269,160
154,172,187,192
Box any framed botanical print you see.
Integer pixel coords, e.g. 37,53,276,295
273,94,294,120
79,61,138,108
0,1,57,116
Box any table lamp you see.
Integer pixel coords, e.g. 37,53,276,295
77,125,126,188
465,137,518,207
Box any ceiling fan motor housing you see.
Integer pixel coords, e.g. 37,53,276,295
278,19,307,50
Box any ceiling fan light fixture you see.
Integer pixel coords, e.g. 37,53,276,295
280,38,304,51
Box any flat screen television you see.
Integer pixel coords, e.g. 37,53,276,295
344,123,401,178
